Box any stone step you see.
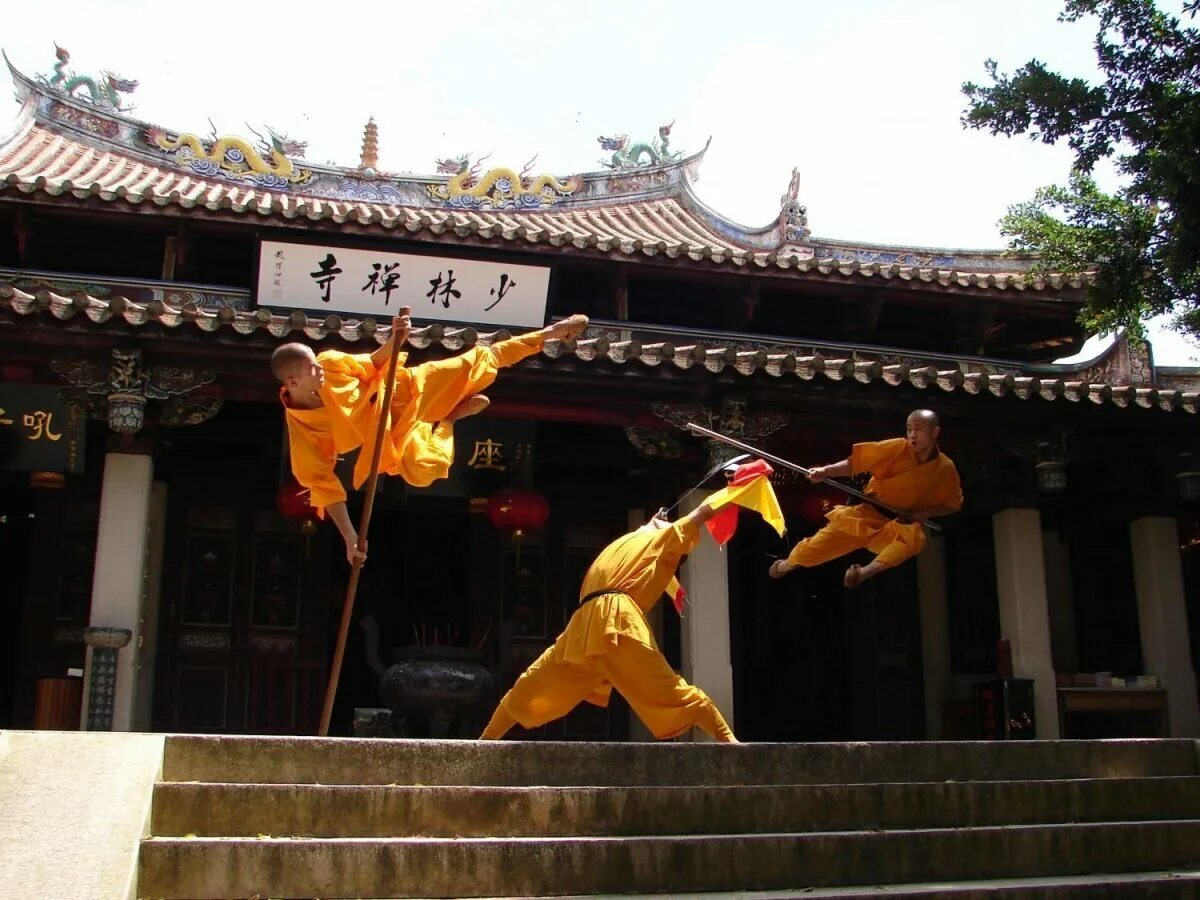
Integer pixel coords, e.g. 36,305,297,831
150,776,1200,838
482,883,1200,900
138,819,1200,899
161,735,1199,787
481,874,1200,898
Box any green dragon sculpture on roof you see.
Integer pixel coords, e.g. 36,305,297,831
40,45,137,112
598,122,682,169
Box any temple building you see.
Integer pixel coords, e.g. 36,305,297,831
1,46,1197,743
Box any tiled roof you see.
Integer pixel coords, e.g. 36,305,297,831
0,65,1090,294
2,284,1191,415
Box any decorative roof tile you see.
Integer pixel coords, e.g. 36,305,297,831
0,284,1188,415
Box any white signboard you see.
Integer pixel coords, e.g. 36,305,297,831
256,240,550,328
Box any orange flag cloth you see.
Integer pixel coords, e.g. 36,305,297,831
664,459,786,615
704,459,786,545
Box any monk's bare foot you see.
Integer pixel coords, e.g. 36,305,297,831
769,559,792,579
445,394,490,423
843,564,867,588
543,314,589,341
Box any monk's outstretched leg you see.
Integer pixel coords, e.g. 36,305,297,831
404,315,589,424
769,523,868,579
603,637,738,743
539,314,589,342
844,520,928,588
480,705,516,740
477,643,605,740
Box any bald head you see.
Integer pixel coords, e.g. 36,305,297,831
905,409,941,459
271,343,316,383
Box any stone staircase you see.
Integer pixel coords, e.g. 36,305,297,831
139,735,1200,898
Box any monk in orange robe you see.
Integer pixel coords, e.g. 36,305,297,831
481,468,785,743
769,409,963,588
271,307,588,565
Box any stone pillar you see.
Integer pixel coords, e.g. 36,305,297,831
53,347,223,731
916,535,951,739
82,626,132,730
679,489,734,741
1130,516,1200,737
81,453,153,731
992,507,1059,738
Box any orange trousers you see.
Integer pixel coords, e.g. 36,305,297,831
389,333,541,487
786,509,926,571
481,633,736,742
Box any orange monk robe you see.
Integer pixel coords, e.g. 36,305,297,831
283,334,543,516
481,475,785,742
786,437,963,571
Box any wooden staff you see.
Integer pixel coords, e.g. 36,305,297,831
318,310,409,736
686,421,942,533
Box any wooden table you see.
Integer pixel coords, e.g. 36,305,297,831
1057,687,1168,738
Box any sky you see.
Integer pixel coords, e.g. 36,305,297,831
2,0,1196,366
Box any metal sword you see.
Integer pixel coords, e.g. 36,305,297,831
685,422,943,534
657,452,753,519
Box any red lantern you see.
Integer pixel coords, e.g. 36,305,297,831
277,480,319,535
795,483,843,524
486,486,549,539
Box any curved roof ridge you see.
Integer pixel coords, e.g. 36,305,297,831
5,50,709,209
1033,331,1127,374
812,234,1027,260
675,167,786,251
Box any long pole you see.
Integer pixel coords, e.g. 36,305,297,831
318,310,408,736
685,422,942,534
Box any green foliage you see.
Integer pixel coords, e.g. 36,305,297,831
963,0,1200,339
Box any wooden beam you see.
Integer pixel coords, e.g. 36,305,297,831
954,302,998,356
614,265,629,321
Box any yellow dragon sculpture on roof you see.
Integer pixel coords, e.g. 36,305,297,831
427,155,580,209
144,122,313,189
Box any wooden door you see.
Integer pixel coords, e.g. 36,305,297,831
154,473,332,735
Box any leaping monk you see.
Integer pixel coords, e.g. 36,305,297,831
768,409,963,588
271,307,589,567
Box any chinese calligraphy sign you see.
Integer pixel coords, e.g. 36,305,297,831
256,240,549,327
467,438,507,471
0,385,85,473
309,254,342,304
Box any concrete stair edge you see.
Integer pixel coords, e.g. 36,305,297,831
148,776,1200,838
137,820,1200,899
158,735,1200,786
466,870,1200,898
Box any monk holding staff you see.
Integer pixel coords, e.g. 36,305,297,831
271,307,588,565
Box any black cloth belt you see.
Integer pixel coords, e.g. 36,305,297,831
578,588,631,606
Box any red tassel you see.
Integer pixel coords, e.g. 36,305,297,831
706,507,739,545
672,584,687,615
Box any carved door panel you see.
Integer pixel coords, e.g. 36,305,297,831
155,481,330,735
